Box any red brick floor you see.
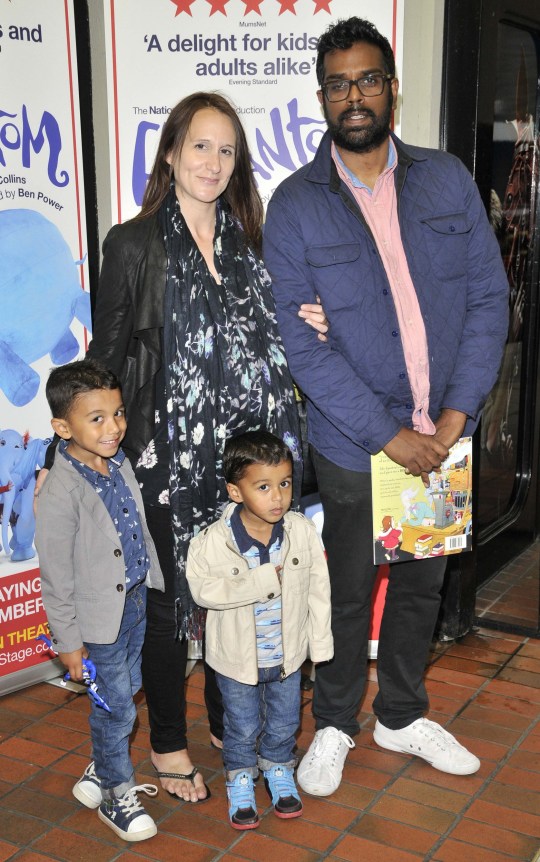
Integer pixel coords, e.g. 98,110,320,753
476,542,540,633
1,626,539,862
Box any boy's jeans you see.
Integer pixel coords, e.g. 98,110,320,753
85,582,147,796
216,666,301,779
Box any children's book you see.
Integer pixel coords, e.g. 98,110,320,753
371,437,472,565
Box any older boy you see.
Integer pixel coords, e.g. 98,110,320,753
35,358,164,842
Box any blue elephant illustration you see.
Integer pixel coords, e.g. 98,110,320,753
0,208,92,407
0,429,51,561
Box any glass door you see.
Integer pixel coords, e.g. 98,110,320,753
441,0,540,636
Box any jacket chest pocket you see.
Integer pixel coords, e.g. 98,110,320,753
419,212,470,281
285,552,311,594
305,243,363,311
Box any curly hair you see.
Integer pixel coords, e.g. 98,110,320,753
316,16,395,85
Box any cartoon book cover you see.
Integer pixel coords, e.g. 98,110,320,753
371,437,472,565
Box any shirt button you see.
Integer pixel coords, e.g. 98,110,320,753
116,584,124,592
382,288,388,295
392,330,398,337
405,403,413,410
292,557,299,565
114,549,122,557
363,439,370,447
399,372,406,379
133,534,137,540
268,593,275,599
123,508,129,514
450,224,456,232
231,567,239,576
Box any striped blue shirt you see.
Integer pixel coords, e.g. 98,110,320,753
229,504,283,668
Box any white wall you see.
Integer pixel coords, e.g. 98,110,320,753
400,0,445,148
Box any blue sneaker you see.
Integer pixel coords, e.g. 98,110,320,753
98,784,158,842
226,771,259,830
72,761,101,809
263,765,303,819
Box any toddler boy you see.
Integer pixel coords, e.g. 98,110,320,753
187,430,333,829
35,358,164,842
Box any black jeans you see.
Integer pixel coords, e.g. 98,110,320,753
141,505,223,753
311,447,447,735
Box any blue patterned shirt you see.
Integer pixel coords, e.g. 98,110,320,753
60,441,149,589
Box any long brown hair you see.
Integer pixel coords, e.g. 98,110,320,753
139,91,263,253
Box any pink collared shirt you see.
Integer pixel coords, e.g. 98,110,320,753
332,140,435,434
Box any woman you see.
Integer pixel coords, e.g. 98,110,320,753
85,92,327,802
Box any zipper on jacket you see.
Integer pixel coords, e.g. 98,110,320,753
278,536,289,682
223,525,259,680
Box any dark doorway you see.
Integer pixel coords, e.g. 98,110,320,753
440,0,540,636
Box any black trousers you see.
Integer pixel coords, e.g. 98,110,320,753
311,447,447,736
141,505,223,753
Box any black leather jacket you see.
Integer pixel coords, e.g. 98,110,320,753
88,214,166,466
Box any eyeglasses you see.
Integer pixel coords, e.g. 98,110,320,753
321,74,394,102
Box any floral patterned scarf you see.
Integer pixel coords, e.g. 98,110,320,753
161,186,301,640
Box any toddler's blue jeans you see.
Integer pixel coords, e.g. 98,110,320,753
216,665,301,780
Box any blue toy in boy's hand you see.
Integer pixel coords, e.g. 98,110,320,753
64,659,111,713
36,634,111,712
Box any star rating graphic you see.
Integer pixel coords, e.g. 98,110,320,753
170,0,196,15
170,0,333,15
277,0,298,14
312,0,332,11
206,0,231,13
240,0,264,13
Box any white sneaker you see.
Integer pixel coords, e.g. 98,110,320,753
373,718,480,775
72,761,102,808
98,784,158,842
297,727,355,796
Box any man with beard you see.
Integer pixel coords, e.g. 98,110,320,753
264,16,508,796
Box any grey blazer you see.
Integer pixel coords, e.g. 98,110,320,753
35,452,164,654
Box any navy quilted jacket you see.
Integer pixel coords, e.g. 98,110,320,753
264,131,509,472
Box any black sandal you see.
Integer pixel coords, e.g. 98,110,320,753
153,765,211,803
